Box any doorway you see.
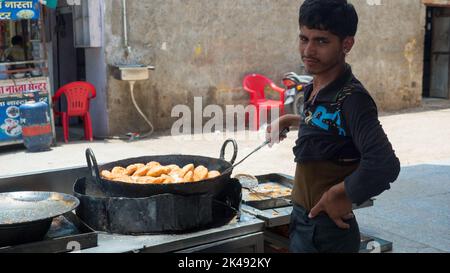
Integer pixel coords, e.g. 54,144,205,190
52,5,87,135
55,7,85,88
423,7,450,99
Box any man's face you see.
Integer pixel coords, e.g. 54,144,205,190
299,26,350,75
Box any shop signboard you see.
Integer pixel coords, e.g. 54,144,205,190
0,0,40,20
0,77,53,143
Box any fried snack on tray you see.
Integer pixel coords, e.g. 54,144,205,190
100,161,221,184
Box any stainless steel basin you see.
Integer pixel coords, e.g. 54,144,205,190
112,64,155,81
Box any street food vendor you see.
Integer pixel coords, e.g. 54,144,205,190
2,35,32,71
266,0,401,253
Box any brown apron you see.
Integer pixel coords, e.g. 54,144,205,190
292,160,359,211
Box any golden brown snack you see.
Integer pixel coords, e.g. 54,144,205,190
184,170,194,183
125,164,139,176
151,176,166,184
179,164,194,177
134,176,155,184
207,170,221,179
193,165,208,181
101,170,115,180
134,163,145,169
146,161,161,169
111,166,127,176
133,166,151,177
169,172,184,183
113,175,133,183
161,174,175,184
166,164,181,173
146,165,170,177
169,169,182,177
104,163,220,184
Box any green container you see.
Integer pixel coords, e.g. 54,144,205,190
43,0,58,9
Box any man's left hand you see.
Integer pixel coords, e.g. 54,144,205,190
309,182,354,229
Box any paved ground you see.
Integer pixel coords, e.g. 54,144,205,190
0,98,449,253
356,162,450,253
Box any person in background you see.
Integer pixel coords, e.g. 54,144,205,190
0,48,7,80
2,35,32,73
3,35,26,62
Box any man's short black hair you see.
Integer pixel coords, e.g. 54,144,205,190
11,35,24,46
299,0,358,39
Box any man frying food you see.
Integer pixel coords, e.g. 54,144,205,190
266,0,400,253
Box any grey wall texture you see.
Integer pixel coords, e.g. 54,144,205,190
349,0,426,111
100,0,426,135
86,48,109,137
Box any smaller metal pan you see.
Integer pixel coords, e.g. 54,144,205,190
0,192,80,247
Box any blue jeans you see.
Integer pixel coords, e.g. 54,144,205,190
289,204,361,253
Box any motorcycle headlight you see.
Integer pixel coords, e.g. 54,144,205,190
285,97,295,105
286,88,296,96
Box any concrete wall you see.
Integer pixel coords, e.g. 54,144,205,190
422,0,450,6
348,0,426,111
101,0,427,135
85,48,109,137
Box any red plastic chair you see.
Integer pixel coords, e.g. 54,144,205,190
52,81,96,143
243,74,285,130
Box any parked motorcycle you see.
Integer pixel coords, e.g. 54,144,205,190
282,72,313,115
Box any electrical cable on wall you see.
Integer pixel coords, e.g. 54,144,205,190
95,0,155,142
128,80,154,139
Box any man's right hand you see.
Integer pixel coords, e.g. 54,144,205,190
266,118,289,148
266,115,301,147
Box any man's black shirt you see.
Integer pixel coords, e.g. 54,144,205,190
293,64,401,205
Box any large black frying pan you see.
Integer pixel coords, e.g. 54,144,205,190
0,192,80,247
85,139,238,198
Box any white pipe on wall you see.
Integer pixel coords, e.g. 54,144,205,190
122,0,131,55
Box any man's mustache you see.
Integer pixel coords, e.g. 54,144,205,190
302,56,320,63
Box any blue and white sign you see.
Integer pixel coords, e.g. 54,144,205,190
0,97,24,141
0,0,40,20
0,77,51,143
